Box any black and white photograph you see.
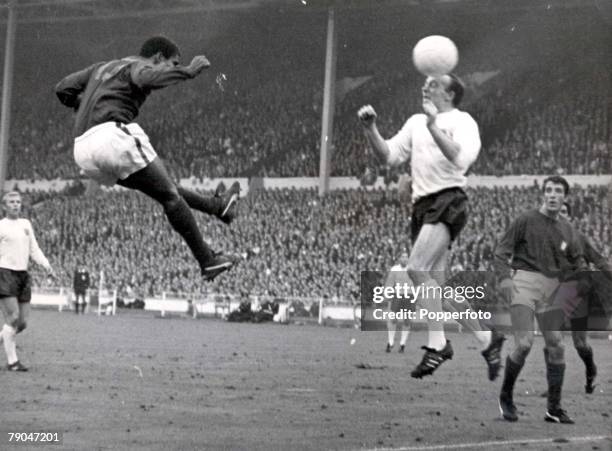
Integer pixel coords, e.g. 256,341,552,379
0,0,611,449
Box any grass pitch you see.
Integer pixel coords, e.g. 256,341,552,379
1,310,611,450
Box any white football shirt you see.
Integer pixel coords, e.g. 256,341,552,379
386,109,481,201
0,218,51,271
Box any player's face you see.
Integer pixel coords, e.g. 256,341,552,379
422,75,452,108
543,182,566,214
3,195,21,218
559,205,570,220
398,252,409,267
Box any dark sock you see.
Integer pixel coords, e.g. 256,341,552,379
177,186,220,216
501,356,524,399
75,303,79,314
545,353,565,411
575,345,595,374
164,197,215,271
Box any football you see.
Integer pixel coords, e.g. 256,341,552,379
412,35,459,76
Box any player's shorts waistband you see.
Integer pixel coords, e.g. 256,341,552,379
0,267,28,274
413,186,466,205
75,121,135,141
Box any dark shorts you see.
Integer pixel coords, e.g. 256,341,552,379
411,187,468,243
0,268,32,304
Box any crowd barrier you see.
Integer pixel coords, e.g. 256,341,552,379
31,288,117,315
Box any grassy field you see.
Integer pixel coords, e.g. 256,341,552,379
1,309,611,451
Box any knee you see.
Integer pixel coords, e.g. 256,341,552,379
159,186,182,207
545,342,565,362
513,337,533,362
8,317,20,330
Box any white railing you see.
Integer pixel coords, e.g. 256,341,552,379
32,287,116,315
31,287,360,324
31,287,70,312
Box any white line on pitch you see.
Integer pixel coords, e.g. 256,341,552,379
365,435,612,451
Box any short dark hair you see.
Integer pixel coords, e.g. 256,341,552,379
139,36,180,59
542,175,570,196
562,202,572,217
446,73,464,107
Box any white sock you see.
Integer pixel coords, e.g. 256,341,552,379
2,324,18,365
387,327,396,346
428,330,446,351
474,330,492,350
400,330,410,346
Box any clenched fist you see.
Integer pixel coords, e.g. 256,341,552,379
357,104,377,127
188,55,211,77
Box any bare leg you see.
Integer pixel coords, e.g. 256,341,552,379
17,302,30,332
408,223,451,351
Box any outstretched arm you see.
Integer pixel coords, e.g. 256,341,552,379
131,55,211,90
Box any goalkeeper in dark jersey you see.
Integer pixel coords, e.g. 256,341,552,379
55,36,240,281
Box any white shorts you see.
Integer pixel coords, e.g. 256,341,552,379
74,122,158,186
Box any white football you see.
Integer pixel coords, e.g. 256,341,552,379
412,35,459,76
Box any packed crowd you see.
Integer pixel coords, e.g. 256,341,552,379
9,67,610,181
5,3,609,181
25,183,611,302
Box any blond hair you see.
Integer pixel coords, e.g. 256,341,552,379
2,191,21,203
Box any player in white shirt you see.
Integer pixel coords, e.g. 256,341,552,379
385,251,413,353
358,74,504,379
0,192,55,371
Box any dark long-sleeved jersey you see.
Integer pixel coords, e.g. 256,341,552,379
494,209,583,280
55,56,195,137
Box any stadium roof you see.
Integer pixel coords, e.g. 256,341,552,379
0,0,596,24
